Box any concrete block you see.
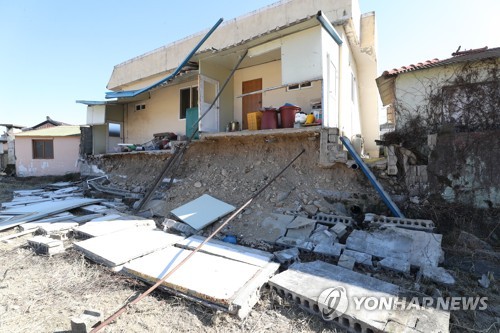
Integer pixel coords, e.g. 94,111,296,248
328,128,340,136
428,134,437,150
343,249,372,266
421,266,456,286
71,309,102,333
313,213,354,227
313,242,344,257
328,134,337,143
338,254,356,270
387,165,398,176
365,214,435,232
346,229,443,268
379,257,410,274
417,165,428,183
27,236,64,256
274,247,300,264
162,219,196,236
309,229,336,245
275,236,314,251
269,261,450,333
330,223,347,238
326,143,337,151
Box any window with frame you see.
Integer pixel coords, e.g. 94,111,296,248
179,86,199,119
32,139,54,159
287,81,312,91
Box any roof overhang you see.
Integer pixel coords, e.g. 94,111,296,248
376,75,396,107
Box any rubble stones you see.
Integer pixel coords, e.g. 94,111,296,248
338,254,356,270
421,265,456,286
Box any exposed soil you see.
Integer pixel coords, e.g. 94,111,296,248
1,134,499,332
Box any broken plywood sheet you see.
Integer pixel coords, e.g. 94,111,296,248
176,235,273,267
73,219,156,238
346,228,443,268
73,229,184,267
0,198,103,231
269,261,450,333
123,245,279,318
171,194,235,230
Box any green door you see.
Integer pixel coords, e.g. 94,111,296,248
186,107,199,140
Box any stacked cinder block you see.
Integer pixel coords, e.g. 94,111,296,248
319,128,348,167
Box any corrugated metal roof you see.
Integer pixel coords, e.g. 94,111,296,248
381,46,500,77
15,125,81,137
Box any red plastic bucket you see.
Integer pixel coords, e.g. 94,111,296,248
261,109,278,129
279,105,301,128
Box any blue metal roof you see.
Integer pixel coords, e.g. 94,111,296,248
105,18,223,99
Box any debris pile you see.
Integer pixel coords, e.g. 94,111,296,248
0,178,456,332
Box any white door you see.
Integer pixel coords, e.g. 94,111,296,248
199,75,220,133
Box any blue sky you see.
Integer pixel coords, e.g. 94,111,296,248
1,0,499,128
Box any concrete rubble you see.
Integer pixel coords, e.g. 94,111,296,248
0,180,456,331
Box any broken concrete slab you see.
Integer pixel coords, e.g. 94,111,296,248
329,223,347,238
162,219,196,237
171,194,235,230
37,222,79,235
123,245,279,318
309,229,336,246
70,309,102,333
258,213,295,243
273,247,300,264
73,229,184,268
176,235,274,268
73,219,156,239
313,242,344,258
338,254,356,270
268,261,450,333
285,216,316,239
379,257,411,274
420,265,456,286
275,236,314,251
343,249,372,266
346,228,443,268
27,235,65,255
0,198,104,231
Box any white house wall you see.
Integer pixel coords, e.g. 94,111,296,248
320,26,341,128
233,60,322,124
281,26,322,84
393,65,466,128
87,105,106,125
107,0,355,90
15,136,80,177
124,79,197,145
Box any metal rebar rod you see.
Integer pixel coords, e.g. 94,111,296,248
90,148,305,333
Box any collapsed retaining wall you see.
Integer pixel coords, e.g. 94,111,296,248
428,130,500,209
80,131,386,237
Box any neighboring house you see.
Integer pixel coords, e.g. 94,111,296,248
376,46,500,132
78,0,380,157
0,123,25,171
14,126,81,177
24,116,71,131
376,46,500,208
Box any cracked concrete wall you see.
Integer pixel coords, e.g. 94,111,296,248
427,131,500,208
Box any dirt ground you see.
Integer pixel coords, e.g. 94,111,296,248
0,134,499,332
